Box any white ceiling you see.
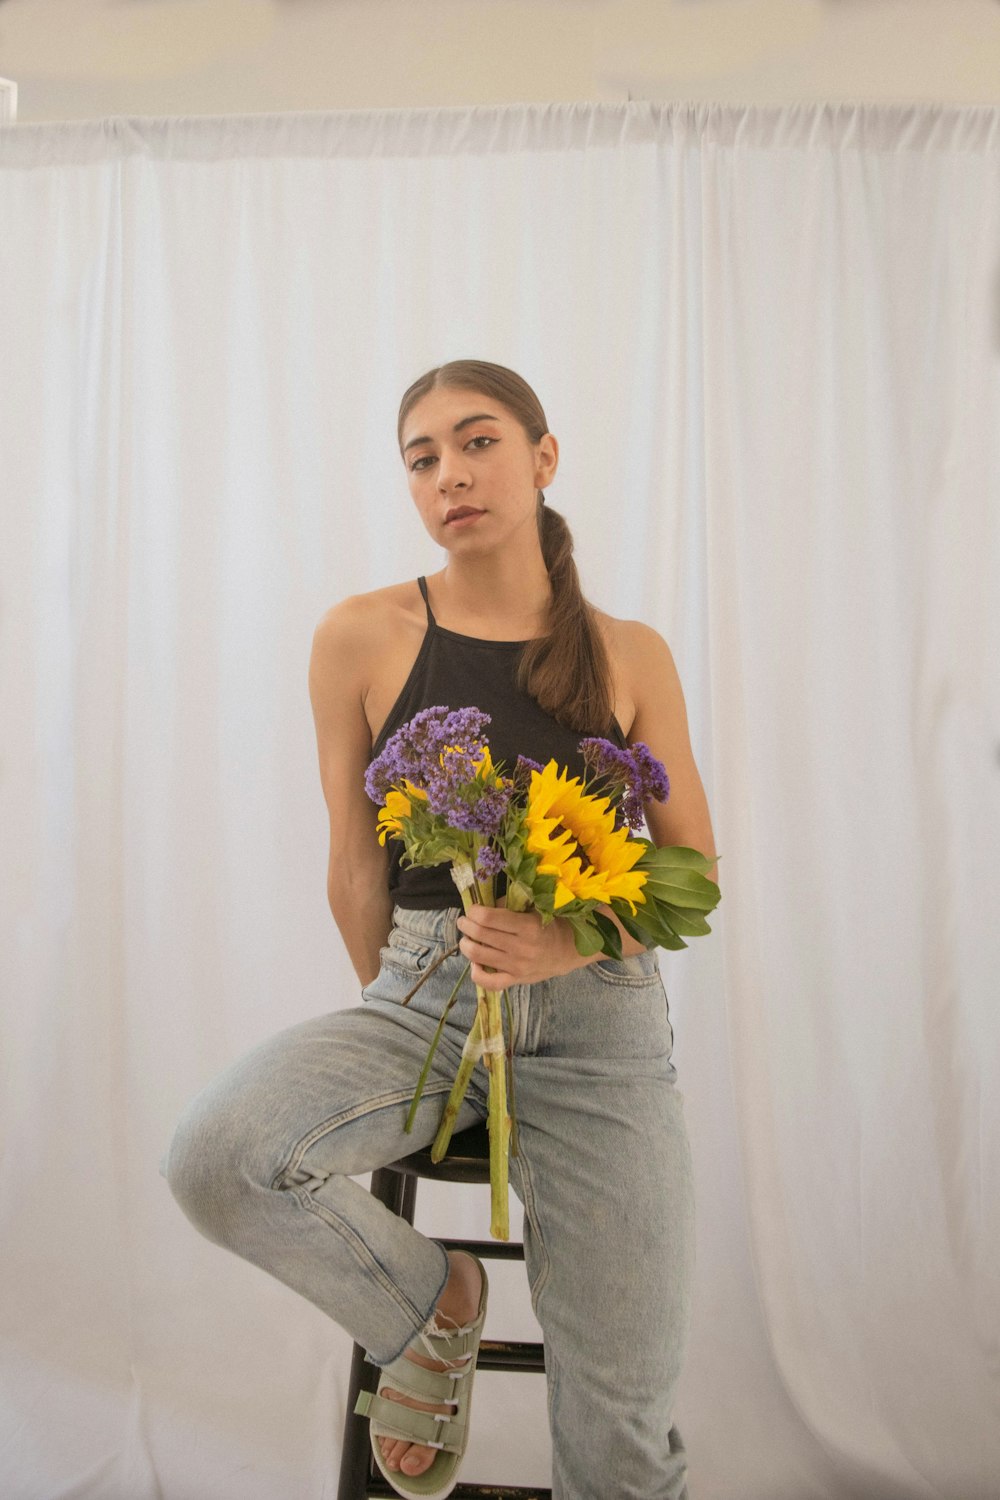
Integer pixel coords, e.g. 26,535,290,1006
1,0,998,123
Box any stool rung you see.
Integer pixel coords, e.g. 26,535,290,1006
366,1479,551,1498
435,1236,527,1262
478,1338,545,1373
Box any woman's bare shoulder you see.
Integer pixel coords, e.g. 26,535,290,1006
312,582,427,748
591,604,646,661
314,579,416,639
312,581,424,716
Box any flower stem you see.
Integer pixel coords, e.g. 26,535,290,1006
502,985,520,1159
404,961,471,1134
429,987,510,1238
430,862,510,1239
483,983,511,1239
400,942,464,1006
430,1008,483,1161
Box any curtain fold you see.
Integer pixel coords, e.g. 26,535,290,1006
1,100,997,1500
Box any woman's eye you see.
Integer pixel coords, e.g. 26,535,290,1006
410,436,496,472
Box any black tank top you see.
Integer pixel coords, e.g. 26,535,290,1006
369,576,630,909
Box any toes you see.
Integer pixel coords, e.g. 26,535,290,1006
377,1422,434,1473
379,1438,433,1475
375,1385,443,1475
380,1437,405,1468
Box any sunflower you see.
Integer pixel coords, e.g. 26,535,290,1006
524,761,648,912
376,779,428,846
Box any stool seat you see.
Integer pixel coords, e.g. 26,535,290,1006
385,1116,492,1181
337,1120,551,1499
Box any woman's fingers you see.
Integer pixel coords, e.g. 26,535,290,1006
458,905,562,983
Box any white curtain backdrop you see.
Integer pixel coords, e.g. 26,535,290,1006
1,99,997,1500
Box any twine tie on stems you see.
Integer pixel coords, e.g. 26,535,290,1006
414,1303,480,1367
461,1032,505,1063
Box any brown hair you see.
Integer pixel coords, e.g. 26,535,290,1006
397,359,617,737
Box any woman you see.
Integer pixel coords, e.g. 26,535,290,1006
162,359,717,1500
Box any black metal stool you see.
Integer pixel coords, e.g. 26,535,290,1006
337,1118,551,1499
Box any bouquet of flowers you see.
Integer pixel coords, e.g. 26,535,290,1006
365,705,721,1240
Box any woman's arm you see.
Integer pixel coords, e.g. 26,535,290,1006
308,599,394,989
558,621,718,966
623,620,719,886
328,875,395,992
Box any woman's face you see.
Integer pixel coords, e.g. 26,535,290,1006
400,386,557,549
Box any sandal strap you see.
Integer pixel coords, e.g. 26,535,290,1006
415,1314,483,1363
353,1390,466,1454
373,1354,469,1402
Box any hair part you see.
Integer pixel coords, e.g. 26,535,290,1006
397,359,617,738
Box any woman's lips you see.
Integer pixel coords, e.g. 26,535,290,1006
445,510,486,528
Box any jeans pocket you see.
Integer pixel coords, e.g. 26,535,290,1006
591,948,660,986
382,925,435,976
362,942,429,1007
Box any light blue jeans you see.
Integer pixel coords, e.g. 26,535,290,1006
161,903,695,1500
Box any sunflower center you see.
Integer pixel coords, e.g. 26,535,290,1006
557,822,591,870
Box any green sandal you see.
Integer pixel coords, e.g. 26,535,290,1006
353,1251,489,1499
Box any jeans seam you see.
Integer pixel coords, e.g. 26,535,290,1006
512,1137,552,1317
591,968,662,987
269,1088,455,1359
373,1237,451,1368
267,1083,454,1188
545,1338,561,1487
277,1180,442,1343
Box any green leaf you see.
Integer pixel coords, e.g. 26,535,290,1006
610,895,716,953
561,909,606,957
612,905,654,947
641,870,719,900
591,909,623,960
641,844,719,873
657,903,713,936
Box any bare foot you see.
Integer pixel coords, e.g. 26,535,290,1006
378,1250,482,1478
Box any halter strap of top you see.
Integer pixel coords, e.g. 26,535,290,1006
417,575,436,628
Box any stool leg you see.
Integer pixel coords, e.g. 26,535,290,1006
399,1171,417,1225
369,1162,407,1216
337,1166,418,1499
337,1335,376,1500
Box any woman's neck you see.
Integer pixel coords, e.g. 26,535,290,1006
430,561,553,633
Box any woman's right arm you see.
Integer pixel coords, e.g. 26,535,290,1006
308,598,395,989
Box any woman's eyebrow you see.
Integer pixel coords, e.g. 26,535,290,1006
403,413,501,453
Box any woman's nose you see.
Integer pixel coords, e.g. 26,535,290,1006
438,463,470,490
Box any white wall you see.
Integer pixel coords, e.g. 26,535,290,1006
1,0,999,126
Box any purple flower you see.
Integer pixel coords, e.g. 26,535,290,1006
628,741,670,803
511,754,544,790
578,736,670,832
425,770,514,836
365,706,492,803
579,737,633,784
474,842,505,882
469,782,515,836
363,703,519,850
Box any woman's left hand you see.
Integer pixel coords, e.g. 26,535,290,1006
456,903,582,989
